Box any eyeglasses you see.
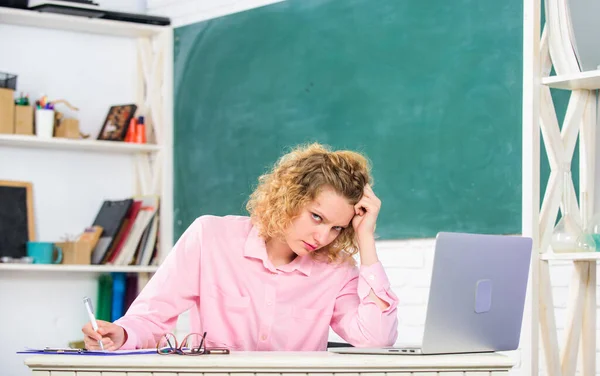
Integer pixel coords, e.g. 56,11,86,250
156,332,207,355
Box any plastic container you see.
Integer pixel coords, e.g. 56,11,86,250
0,72,17,90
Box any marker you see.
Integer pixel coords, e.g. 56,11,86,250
83,296,104,350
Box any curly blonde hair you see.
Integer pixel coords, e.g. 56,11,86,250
246,143,372,264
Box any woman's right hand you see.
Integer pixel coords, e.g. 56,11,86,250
82,320,127,351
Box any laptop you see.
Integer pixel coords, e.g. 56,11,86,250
329,232,532,355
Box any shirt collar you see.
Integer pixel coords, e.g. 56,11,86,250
244,225,313,276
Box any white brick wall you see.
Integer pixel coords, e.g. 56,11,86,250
149,2,599,376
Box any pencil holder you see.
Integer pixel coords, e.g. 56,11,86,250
35,108,55,138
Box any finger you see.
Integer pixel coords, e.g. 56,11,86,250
97,323,116,336
363,184,380,203
84,337,100,350
361,186,372,200
355,197,374,211
355,201,377,217
82,322,93,333
82,327,102,341
354,203,365,215
101,337,113,348
96,320,112,331
357,194,381,210
105,341,121,351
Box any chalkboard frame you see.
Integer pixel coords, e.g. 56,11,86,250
0,180,35,255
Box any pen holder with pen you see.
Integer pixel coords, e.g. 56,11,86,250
35,108,55,138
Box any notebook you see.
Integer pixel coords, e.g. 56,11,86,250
90,199,133,264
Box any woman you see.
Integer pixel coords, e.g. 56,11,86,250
82,143,398,351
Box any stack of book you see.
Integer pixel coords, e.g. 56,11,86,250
90,195,160,266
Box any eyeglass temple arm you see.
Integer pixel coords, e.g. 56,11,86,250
200,332,207,350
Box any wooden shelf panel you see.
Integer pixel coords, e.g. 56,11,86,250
0,263,158,273
540,252,600,261
542,70,600,90
0,6,167,38
0,134,161,154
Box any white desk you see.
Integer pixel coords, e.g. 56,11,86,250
24,351,514,376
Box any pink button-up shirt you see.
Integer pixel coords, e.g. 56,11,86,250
115,215,398,351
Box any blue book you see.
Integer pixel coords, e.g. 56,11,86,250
111,273,126,321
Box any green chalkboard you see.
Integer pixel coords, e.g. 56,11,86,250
173,0,526,240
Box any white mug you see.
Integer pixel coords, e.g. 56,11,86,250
35,109,55,138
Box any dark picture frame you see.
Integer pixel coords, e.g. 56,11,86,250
97,104,138,141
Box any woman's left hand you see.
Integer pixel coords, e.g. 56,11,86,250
352,184,381,241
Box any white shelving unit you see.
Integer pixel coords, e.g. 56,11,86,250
0,133,162,154
0,6,164,37
540,252,600,262
0,6,174,269
523,1,599,375
0,263,159,273
542,70,600,90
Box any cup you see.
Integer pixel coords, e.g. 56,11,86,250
26,242,63,264
35,109,55,138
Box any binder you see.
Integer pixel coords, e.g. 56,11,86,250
111,273,126,321
97,273,113,322
90,199,133,264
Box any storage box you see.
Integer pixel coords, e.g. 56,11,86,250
56,241,93,265
14,105,33,135
55,118,80,139
0,72,17,90
0,88,14,134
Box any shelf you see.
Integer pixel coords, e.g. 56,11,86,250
540,252,600,261
0,263,158,273
0,134,161,154
542,70,600,90
0,6,167,38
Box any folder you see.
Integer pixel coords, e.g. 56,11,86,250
90,199,133,264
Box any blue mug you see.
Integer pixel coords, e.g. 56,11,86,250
26,242,63,264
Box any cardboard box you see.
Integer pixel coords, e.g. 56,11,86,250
55,118,80,139
56,226,102,265
14,105,33,135
56,241,93,265
0,88,14,134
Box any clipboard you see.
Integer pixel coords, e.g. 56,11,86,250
18,347,156,356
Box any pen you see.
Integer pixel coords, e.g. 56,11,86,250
83,296,104,350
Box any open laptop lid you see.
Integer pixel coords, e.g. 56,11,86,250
421,232,532,354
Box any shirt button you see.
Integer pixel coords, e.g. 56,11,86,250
267,301,273,306
261,334,268,341
368,274,375,281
